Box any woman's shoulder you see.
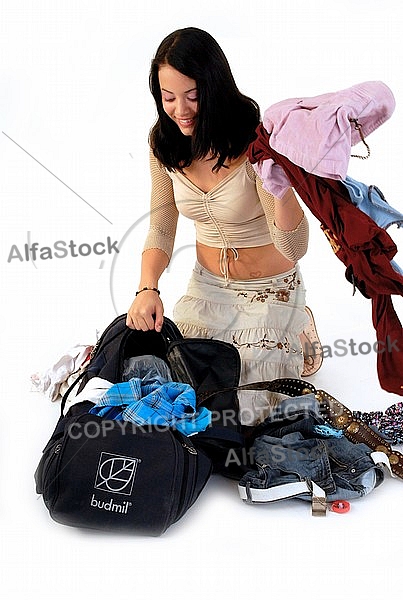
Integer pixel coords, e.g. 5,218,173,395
244,158,257,182
149,147,176,189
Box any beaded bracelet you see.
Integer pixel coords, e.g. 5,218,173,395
135,287,160,296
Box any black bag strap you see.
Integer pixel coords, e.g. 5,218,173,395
60,370,87,416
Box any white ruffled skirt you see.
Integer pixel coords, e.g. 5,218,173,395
173,261,309,425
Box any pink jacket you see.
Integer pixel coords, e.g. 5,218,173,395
254,81,395,197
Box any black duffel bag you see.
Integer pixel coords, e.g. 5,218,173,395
35,406,212,536
35,315,243,536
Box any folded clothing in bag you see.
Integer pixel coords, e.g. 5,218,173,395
88,377,212,436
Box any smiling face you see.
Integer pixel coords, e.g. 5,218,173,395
158,64,198,136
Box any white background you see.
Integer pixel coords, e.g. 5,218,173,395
1,1,403,598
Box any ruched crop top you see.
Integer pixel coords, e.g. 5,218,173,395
143,148,309,279
168,160,272,248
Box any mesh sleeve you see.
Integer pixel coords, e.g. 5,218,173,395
246,161,309,262
142,149,179,262
271,215,309,262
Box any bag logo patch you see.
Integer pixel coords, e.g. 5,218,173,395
94,452,140,496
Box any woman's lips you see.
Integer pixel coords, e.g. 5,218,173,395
177,118,194,127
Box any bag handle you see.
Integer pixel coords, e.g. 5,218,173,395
60,370,88,416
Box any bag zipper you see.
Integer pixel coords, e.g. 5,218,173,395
44,415,86,511
40,440,63,506
181,441,198,455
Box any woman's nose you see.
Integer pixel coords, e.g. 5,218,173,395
175,97,188,115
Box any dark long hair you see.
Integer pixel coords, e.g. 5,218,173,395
149,27,260,172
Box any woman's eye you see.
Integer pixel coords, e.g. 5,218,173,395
163,97,175,103
188,96,197,102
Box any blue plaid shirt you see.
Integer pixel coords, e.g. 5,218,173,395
89,378,211,436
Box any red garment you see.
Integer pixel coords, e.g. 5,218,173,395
249,123,403,396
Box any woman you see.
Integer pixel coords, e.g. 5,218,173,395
127,27,319,425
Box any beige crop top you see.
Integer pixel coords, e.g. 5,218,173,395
143,148,309,278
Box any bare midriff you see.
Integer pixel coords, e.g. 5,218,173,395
196,241,295,280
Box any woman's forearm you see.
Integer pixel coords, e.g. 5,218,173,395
138,248,170,289
273,187,304,231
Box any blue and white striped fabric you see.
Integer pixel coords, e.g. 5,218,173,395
89,377,211,436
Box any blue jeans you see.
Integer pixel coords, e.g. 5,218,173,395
240,394,385,501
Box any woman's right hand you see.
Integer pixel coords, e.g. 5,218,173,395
126,290,164,332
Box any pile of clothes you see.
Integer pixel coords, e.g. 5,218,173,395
248,81,403,396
